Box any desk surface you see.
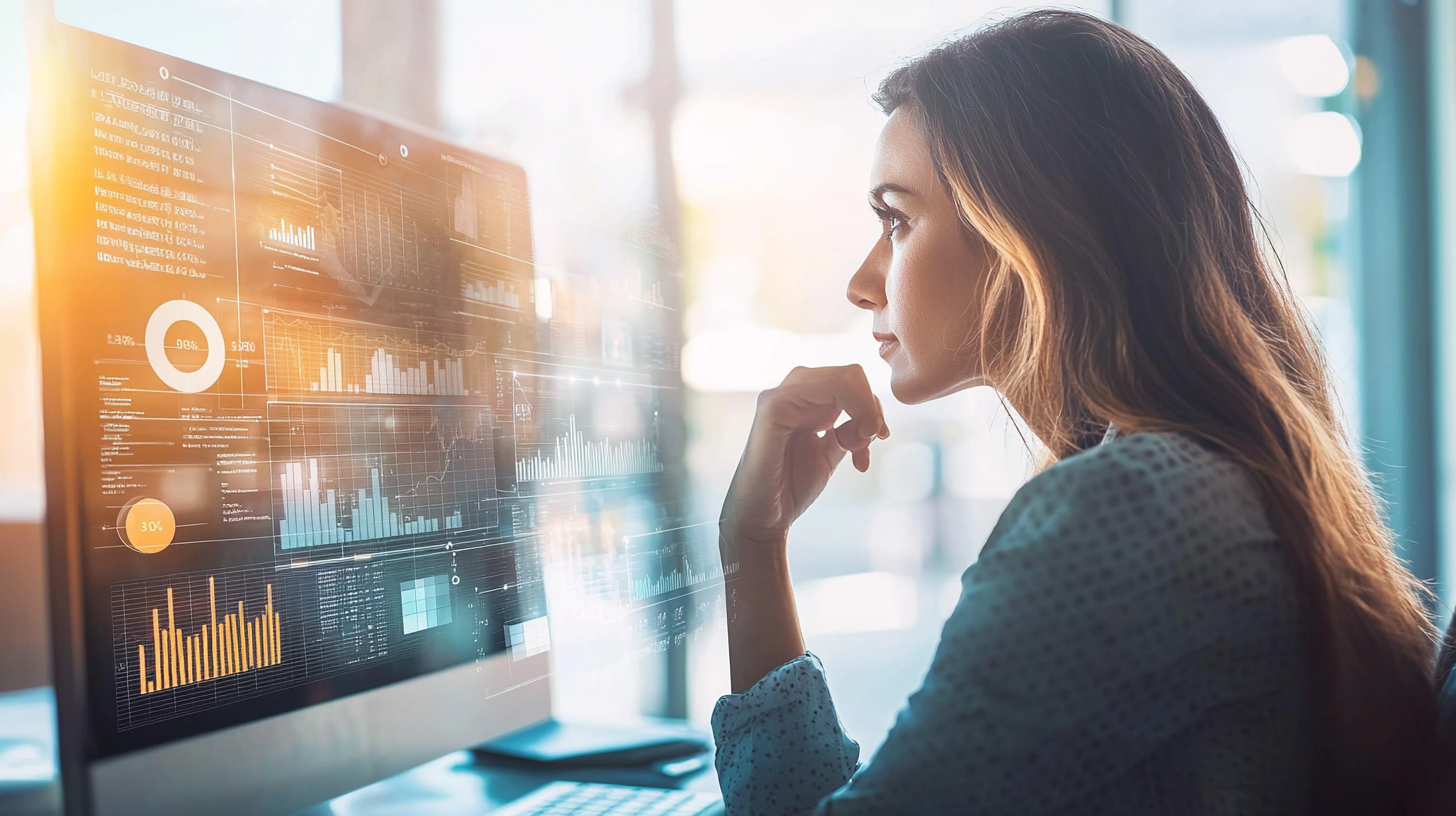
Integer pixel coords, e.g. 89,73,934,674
0,688,719,816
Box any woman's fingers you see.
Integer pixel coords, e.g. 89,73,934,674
723,365,889,546
760,365,885,436
755,365,888,474
801,423,850,470
832,415,880,452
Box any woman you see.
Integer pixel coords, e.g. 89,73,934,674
712,10,1436,816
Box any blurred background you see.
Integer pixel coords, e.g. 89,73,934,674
2,0,1452,768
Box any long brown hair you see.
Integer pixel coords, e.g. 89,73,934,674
876,10,1435,814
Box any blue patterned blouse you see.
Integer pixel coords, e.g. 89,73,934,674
712,432,1310,815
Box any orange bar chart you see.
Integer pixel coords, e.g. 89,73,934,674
138,577,281,695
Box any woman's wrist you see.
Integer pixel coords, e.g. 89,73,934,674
721,531,804,692
718,523,789,568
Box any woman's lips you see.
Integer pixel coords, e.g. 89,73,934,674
873,332,898,357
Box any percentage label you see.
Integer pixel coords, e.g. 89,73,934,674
175,338,200,350
107,334,137,346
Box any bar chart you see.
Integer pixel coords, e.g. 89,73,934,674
641,279,665,307
267,217,316,251
305,347,468,395
448,163,533,259
135,576,281,696
268,404,499,550
459,258,526,310
462,277,522,309
630,558,736,602
515,414,663,482
277,461,466,549
258,142,449,295
609,269,668,309
631,564,706,601
265,313,493,396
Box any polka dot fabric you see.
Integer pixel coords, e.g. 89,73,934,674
712,653,862,815
712,432,1310,815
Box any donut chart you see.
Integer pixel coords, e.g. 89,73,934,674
117,497,177,554
145,300,226,393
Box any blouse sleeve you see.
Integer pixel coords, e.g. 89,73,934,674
713,433,1301,816
711,653,861,816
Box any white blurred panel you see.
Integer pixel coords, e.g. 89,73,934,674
53,0,341,101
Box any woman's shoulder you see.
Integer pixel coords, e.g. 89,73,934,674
977,431,1281,582
1006,430,1274,543
969,429,1298,661
937,431,1306,802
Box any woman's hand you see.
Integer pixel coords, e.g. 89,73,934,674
720,365,890,552
718,365,888,692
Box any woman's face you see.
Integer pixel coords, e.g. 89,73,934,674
847,107,999,404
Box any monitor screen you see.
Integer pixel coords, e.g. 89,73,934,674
30,18,685,772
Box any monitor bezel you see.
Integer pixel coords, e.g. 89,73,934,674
86,654,550,816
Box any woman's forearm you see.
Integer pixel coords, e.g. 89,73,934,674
714,367,883,694
722,534,807,693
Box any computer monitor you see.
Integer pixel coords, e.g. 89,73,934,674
29,15,685,816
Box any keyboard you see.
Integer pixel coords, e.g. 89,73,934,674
490,781,724,815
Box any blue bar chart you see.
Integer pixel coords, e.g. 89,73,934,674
630,558,736,602
515,415,663,482
268,404,498,551
265,313,491,397
631,564,705,601
277,461,464,549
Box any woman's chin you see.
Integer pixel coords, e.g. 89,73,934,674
888,370,936,405
888,367,979,405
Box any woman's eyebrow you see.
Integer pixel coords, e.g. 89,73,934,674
869,182,914,202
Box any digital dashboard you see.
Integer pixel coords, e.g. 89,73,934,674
31,21,694,760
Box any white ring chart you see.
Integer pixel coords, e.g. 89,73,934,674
144,299,227,393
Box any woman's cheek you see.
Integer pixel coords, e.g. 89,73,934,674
882,262,905,325
897,272,940,343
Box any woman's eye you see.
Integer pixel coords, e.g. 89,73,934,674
872,207,905,243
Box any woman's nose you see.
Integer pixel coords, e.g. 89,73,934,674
846,240,887,310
